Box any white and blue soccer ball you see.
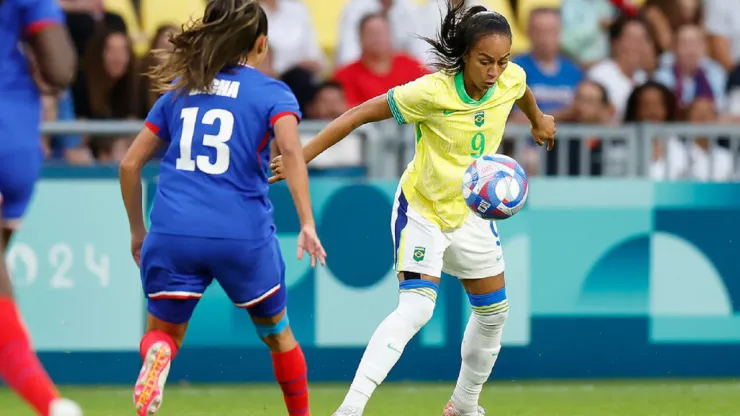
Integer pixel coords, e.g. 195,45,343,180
462,154,529,220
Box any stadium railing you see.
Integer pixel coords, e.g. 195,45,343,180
43,121,740,179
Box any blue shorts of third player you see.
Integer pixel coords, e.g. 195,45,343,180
0,149,43,227
140,232,287,324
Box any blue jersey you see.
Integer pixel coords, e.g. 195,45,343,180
513,54,583,113
145,66,301,241
0,0,64,154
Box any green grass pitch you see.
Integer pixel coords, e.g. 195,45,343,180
2,380,739,415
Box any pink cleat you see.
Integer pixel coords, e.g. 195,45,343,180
443,401,486,416
133,342,172,416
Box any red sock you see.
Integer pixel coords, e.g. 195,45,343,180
139,330,178,360
0,297,59,416
271,345,310,416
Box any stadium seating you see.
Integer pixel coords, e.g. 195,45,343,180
304,0,350,59
140,0,205,38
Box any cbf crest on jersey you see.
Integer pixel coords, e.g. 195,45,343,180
474,111,485,127
413,246,426,262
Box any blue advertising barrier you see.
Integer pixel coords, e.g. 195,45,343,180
11,169,740,384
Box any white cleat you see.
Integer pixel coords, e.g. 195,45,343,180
133,341,172,416
49,398,83,416
443,401,486,416
333,406,363,416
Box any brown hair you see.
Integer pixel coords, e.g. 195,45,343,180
82,29,138,118
148,0,268,95
138,25,178,116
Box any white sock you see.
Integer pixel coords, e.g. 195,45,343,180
341,290,436,413
451,310,508,415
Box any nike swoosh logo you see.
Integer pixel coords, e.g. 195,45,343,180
496,255,503,261
443,109,457,115
387,343,403,354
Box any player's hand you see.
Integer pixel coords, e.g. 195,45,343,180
268,155,286,184
130,231,146,268
531,113,556,151
297,224,327,267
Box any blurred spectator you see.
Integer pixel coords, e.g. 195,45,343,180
643,0,702,52
333,14,429,108
561,0,615,65
415,0,482,65
281,67,321,114
60,0,127,58
654,24,726,114
259,0,326,75
89,137,131,164
587,16,649,121
683,98,735,181
543,80,614,176
724,64,740,119
512,8,582,122
41,91,94,165
336,0,425,67
622,82,684,180
704,0,740,72
73,30,139,119
138,25,178,118
305,82,348,120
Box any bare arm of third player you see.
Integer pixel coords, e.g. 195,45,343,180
268,87,555,181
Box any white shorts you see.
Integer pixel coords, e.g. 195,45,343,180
390,186,505,280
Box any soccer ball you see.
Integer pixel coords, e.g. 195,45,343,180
462,154,529,220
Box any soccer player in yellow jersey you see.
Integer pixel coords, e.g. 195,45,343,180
270,1,556,415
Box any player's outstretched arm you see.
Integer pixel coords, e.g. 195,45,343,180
26,24,76,90
273,115,327,267
119,129,164,265
268,95,392,183
303,95,393,163
515,86,557,151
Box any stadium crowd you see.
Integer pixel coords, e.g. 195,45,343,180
42,0,740,180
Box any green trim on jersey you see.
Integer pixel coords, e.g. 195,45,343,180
454,72,497,106
387,88,407,125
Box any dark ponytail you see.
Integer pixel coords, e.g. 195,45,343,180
149,0,268,95
422,0,513,74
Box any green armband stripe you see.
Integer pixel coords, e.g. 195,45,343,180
387,88,407,125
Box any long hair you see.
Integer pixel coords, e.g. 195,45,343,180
623,81,678,123
422,0,512,74
138,25,178,116
82,29,138,118
148,0,268,95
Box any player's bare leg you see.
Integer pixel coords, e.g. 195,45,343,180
0,218,82,416
444,273,507,416
252,308,311,416
335,273,440,416
134,313,187,416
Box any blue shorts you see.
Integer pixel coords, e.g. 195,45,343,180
0,150,43,228
140,232,287,324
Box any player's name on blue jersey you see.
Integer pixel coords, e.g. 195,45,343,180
146,66,302,242
189,79,241,99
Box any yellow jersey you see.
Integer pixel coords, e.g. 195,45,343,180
387,63,527,231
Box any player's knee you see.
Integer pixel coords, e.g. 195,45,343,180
255,313,296,352
395,279,439,330
467,287,509,331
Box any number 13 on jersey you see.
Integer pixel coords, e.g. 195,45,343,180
176,107,234,175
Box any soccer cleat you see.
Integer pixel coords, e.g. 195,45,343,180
49,398,83,416
443,401,486,416
133,341,172,416
332,406,362,416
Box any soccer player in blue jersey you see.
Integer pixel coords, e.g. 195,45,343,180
0,1,80,415
119,1,326,415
